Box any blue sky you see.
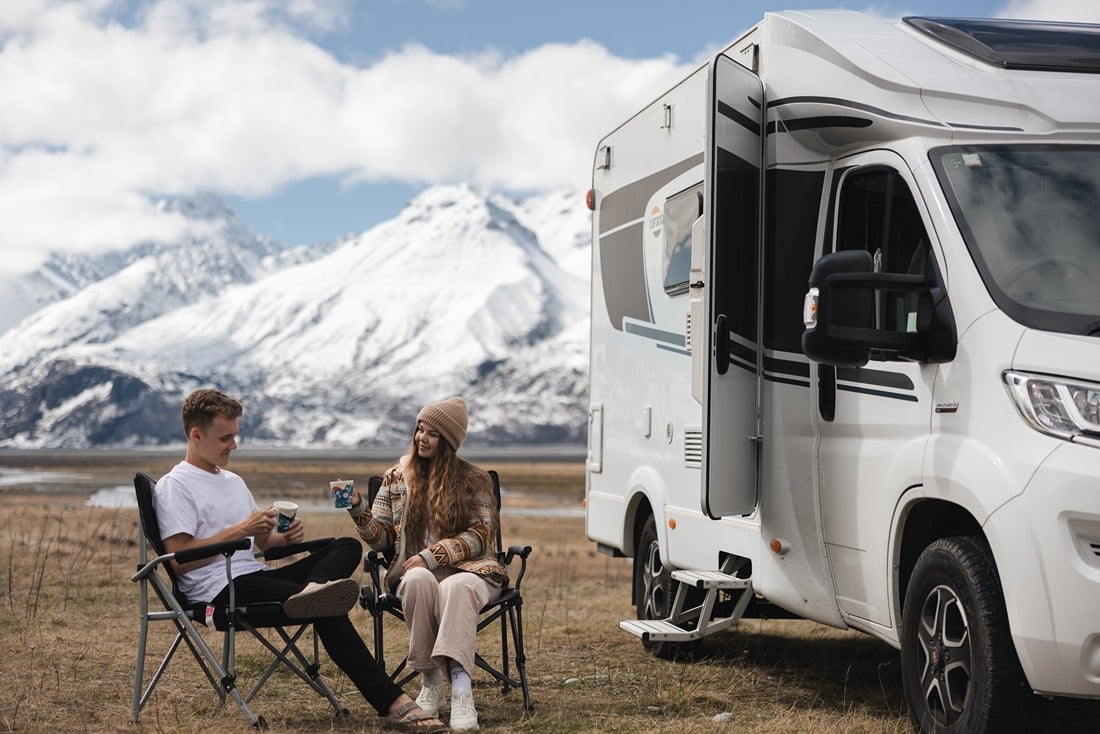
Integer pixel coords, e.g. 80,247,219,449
0,0,1093,271
225,0,1016,246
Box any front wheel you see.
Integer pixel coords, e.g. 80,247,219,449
900,536,1039,734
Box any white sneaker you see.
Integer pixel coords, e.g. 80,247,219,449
449,693,479,731
415,680,446,717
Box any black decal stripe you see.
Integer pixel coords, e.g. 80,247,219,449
764,356,810,379
717,100,761,135
838,384,920,402
729,354,757,375
728,338,756,366
767,374,811,388
768,95,1024,132
944,121,1024,131
836,366,915,390
782,116,872,131
768,95,944,128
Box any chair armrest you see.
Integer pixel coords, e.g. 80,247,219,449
363,549,389,590
365,549,390,566
175,538,252,565
260,537,335,561
132,538,250,582
502,545,533,589
505,545,532,563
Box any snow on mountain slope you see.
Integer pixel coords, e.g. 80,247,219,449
0,194,288,371
0,185,592,448
502,190,591,281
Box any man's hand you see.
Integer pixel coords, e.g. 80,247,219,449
272,517,305,546
241,507,278,537
163,509,274,574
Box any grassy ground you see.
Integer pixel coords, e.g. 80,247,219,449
0,455,1096,733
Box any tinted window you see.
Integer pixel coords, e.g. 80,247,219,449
765,169,824,353
836,168,932,333
931,145,1100,335
663,183,703,295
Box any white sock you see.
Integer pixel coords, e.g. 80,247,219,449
449,663,472,697
423,667,444,686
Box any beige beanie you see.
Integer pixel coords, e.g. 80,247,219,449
416,396,468,451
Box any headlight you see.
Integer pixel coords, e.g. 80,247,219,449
1004,371,1100,440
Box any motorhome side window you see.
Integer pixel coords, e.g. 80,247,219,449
662,184,703,295
836,168,932,333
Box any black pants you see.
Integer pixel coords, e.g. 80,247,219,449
211,537,403,715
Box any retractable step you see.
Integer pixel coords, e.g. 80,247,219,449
620,618,706,642
671,569,751,590
619,568,754,644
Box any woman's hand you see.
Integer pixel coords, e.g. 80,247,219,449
402,554,428,572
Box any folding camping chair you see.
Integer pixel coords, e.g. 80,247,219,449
130,472,349,728
358,469,533,712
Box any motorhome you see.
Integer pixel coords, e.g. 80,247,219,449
584,11,1100,733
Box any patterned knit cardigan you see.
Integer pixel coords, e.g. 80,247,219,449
348,456,508,588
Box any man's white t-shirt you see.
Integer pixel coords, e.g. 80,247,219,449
154,460,269,603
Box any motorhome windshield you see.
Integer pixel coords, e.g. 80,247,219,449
931,145,1100,336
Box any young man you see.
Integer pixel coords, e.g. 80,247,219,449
155,388,445,732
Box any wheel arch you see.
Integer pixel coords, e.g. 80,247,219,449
626,493,655,606
895,498,984,623
622,464,670,559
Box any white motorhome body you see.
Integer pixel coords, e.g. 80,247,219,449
586,10,1100,731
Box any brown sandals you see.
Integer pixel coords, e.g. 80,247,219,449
381,700,448,732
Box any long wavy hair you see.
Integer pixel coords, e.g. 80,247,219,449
402,432,495,548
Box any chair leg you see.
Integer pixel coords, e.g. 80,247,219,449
133,586,263,726
499,610,511,687
509,604,533,712
132,588,151,723
159,613,265,726
371,607,386,672
472,604,532,711
239,623,348,715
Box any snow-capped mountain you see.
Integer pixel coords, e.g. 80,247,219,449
0,194,290,335
0,185,592,448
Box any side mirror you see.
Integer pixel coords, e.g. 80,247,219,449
802,250,956,367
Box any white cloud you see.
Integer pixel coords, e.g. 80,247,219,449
0,0,689,275
998,0,1100,21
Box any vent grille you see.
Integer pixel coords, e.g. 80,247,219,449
685,313,692,353
684,428,702,468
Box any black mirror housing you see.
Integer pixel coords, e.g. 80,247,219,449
802,250,956,367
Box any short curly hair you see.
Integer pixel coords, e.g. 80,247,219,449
181,389,243,436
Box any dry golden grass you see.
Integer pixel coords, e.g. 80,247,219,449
0,455,1096,733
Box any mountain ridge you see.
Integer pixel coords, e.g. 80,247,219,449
0,185,592,449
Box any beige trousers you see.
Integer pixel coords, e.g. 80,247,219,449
397,566,501,676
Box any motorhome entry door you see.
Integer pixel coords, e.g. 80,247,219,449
701,53,764,519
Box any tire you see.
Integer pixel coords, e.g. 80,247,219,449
633,514,701,660
900,536,1039,734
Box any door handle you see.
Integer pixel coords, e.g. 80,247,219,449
715,314,730,375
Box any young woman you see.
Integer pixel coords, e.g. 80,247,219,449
347,397,507,732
